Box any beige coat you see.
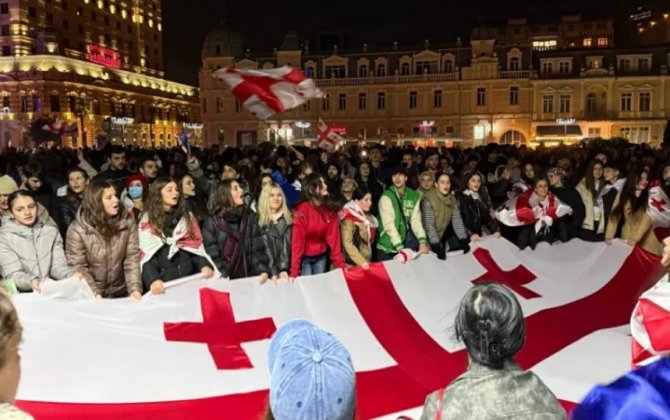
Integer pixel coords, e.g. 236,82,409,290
341,218,374,266
65,210,142,297
605,194,661,256
576,179,597,231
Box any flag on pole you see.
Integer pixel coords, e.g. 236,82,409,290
317,117,343,152
647,180,670,241
213,66,322,120
179,131,190,155
496,189,572,232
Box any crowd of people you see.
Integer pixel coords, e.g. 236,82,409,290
0,139,668,295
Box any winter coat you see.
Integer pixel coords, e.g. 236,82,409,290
141,208,213,288
0,217,74,292
65,209,142,297
605,194,661,256
420,361,565,420
550,185,586,240
457,191,499,237
290,201,346,277
202,207,270,279
340,201,378,266
260,214,292,277
576,178,606,231
54,193,82,240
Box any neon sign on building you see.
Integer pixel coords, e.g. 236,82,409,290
88,45,121,69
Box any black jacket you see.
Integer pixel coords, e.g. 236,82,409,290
94,168,131,195
260,215,292,277
202,207,270,279
54,193,82,239
141,208,212,289
457,192,498,237
550,185,585,240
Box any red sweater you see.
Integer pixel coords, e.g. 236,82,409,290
290,201,346,277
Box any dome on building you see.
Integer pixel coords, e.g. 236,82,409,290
201,24,244,59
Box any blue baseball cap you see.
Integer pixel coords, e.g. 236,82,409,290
267,319,356,420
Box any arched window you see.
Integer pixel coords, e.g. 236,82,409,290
509,57,520,71
500,130,526,146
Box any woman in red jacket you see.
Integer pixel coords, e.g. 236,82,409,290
290,173,346,279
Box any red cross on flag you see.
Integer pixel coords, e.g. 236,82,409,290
647,180,670,241
317,117,343,152
13,239,664,419
213,66,322,120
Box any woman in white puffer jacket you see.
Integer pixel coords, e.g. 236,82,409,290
0,191,76,293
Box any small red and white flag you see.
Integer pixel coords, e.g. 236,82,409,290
647,181,670,241
317,117,343,152
496,189,572,232
631,281,670,367
42,118,77,135
213,66,322,120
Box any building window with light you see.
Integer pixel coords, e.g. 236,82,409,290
509,87,519,106
409,91,417,109
583,38,592,47
434,90,442,108
543,95,554,113
338,93,346,111
620,92,633,112
377,92,385,110
476,88,486,107
215,97,223,113
597,38,608,47
358,93,366,110
639,92,651,112
559,95,571,113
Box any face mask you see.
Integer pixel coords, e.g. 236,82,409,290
128,186,143,200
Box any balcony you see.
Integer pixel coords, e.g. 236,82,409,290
314,72,458,87
500,70,530,79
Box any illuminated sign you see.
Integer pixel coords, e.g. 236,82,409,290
111,117,134,125
183,123,204,129
89,45,121,69
556,118,576,125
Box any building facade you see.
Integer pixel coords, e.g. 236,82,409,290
0,0,201,149
200,14,670,149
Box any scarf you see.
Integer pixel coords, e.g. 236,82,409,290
422,188,455,239
138,212,219,275
462,189,480,201
340,200,378,253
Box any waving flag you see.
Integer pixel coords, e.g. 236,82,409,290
179,131,190,155
13,239,664,419
213,66,322,120
647,180,670,241
317,117,343,152
631,280,670,367
496,189,572,231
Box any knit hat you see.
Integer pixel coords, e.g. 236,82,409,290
268,319,356,420
124,174,149,191
0,175,18,195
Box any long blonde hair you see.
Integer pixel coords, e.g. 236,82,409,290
258,182,292,227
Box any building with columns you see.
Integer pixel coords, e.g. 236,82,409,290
0,0,201,149
200,13,670,148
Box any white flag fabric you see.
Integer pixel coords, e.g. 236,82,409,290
647,180,670,241
213,66,322,120
13,238,663,419
496,190,572,232
317,117,343,152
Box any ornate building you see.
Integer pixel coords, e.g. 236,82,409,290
0,0,201,149
200,14,670,148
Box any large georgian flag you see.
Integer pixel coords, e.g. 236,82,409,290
14,239,663,419
213,66,322,120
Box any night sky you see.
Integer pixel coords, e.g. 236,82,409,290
162,0,613,86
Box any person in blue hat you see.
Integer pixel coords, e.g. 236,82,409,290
265,319,356,420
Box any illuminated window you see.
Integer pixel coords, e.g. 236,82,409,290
474,125,485,140
121,9,127,19
157,23,162,31
583,38,592,47
532,39,557,51
110,4,115,13
148,19,154,28
97,0,103,9
597,38,608,47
